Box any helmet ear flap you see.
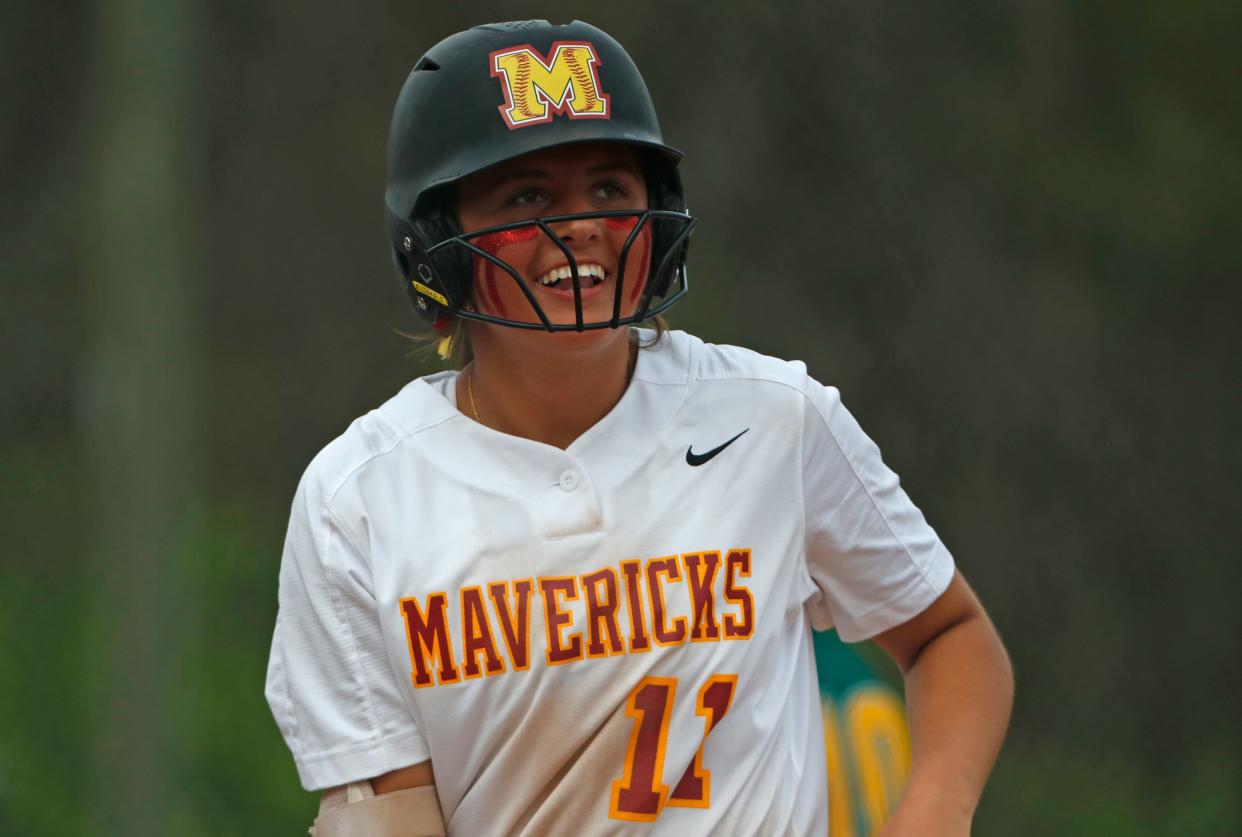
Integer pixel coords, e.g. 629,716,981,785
389,213,449,324
642,152,691,299
388,198,473,324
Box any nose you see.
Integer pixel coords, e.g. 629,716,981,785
547,195,603,243
551,217,601,244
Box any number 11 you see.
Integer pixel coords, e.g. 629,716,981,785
609,674,738,821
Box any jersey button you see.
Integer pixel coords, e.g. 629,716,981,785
558,470,579,491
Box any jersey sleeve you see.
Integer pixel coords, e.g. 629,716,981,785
265,470,430,790
799,378,955,642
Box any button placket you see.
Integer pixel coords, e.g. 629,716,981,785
536,462,601,538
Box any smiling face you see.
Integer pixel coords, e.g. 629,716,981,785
455,143,653,330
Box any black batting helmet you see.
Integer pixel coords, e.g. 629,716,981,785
385,20,696,332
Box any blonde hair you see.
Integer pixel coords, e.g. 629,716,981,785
407,315,670,368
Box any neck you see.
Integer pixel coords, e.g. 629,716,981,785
462,327,635,449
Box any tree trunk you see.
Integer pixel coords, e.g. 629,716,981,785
81,0,202,831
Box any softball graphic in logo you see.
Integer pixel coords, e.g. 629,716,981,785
490,41,610,129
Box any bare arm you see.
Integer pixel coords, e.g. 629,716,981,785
871,570,1014,836
371,760,436,794
312,760,442,837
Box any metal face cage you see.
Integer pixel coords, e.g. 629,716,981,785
411,208,696,332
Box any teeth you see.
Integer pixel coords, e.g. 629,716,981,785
537,263,607,287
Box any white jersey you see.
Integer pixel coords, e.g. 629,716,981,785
266,329,954,835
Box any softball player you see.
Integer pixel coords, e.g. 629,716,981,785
266,20,1013,836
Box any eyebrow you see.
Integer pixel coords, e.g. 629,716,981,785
485,160,641,194
482,169,551,196
586,161,640,176
490,168,549,186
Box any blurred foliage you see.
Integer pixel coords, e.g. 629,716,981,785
2,0,1240,833
976,746,1242,836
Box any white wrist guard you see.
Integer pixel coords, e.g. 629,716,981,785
311,780,446,836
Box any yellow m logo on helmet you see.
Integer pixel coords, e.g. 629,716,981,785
490,41,610,129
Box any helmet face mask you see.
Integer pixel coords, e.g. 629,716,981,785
385,20,695,332
417,207,694,332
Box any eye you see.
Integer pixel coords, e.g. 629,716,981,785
507,187,548,208
595,180,631,201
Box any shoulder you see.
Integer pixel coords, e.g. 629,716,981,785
296,374,461,510
648,328,816,397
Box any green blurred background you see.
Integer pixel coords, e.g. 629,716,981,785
3,1,1240,834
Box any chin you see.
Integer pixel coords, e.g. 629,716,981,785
545,324,631,351
474,317,631,354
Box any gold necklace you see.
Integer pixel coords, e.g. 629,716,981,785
466,338,637,426
466,365,481,423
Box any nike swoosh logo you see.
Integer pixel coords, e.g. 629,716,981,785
686,428,750,466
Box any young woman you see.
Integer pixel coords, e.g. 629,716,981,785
266,20,1013,837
